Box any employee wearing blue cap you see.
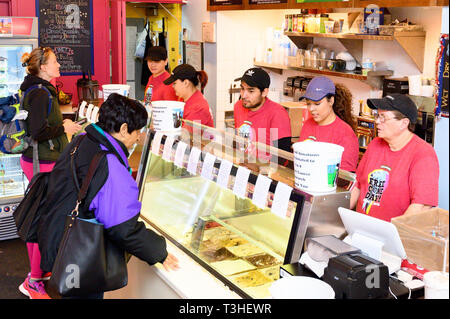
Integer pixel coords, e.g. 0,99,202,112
299,76,359,172
350,94,439,221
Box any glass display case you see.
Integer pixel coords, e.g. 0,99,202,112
136,121,354,298
0,153,28,240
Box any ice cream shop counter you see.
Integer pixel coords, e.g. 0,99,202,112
104,123,440,299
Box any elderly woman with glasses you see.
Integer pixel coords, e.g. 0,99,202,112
350,94,439,222
18,47,81,299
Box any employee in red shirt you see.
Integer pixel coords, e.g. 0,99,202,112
350,94,439,221
299,76,359,172
233,67,291,161
143,46,177,104
163,63,214,128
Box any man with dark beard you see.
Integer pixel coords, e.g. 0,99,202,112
233,68,292,162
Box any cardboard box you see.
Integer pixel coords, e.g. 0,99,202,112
280,101,309,138
392,208,449,272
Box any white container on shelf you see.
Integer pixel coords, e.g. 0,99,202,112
293,141,344,194
408,75,422,96
102,84,131,100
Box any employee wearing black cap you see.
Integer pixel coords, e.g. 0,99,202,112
143,46,177,104
163,63,214,128
350,94,439,222
233,67,291,161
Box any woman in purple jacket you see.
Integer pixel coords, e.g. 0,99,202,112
37,93,178,298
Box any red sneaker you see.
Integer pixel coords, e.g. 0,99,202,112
19,277,51,299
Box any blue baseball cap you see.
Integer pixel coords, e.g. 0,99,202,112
300,76,336,101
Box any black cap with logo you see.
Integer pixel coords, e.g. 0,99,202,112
145,46,168,61
234,67,270,89
163,64,197,85
367,93,418,124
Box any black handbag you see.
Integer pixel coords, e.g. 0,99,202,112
49,149,128,297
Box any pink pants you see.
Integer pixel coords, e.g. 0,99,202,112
20,157,55,279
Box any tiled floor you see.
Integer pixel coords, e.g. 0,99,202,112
0,238,29,299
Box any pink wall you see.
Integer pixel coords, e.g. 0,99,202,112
10,0,111,106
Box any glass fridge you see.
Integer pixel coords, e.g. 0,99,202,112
0,17,38,240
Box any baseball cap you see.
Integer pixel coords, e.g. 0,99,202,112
234,68,270,89
145,46,168,61
300,76,335,101
367,93,418,124
163,64,197,85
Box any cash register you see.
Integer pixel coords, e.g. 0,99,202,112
280,208,412,299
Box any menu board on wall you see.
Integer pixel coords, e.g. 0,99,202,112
36,0,93,75
183,41,204,74
209,0,243,5
250,0,287,4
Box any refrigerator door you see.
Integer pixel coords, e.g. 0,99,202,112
0,43,34,97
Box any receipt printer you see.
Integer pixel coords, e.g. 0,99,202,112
322,253,389,299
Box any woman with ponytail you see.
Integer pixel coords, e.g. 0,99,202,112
18,48,81,299
299,76,359,172
163,64,214,128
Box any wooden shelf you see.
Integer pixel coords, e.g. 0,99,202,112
285,31,426,41
288,0,354,9
253,60,393,88
354,0,449,8
285,31,426,72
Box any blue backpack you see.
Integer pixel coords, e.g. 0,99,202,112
0,84,52,154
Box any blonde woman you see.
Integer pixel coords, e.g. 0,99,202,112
18,47,81,299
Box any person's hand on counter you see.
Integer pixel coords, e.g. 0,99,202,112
63,119,82,135
162,253,180,271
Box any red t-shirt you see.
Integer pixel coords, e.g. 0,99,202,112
234,98,291,159
299,117,359,172
355,135,439,221
144,71,178,102
183,90,214,128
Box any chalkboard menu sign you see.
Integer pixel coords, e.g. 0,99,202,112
36,0,93,75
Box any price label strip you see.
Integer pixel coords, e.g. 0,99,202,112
174,141,188,168
271,182,293,219
232,166,251,199
216,158,233,189
162,135,175,161
187,147,202,175
201,152,216,181
151,132,164,155
252,175,272,209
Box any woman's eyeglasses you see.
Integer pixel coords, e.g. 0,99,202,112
373,112,398,123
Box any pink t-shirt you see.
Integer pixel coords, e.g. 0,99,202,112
234,98,291,159
183,90,214,128
144,71,178,102
299,117,359,172
355,135,439,221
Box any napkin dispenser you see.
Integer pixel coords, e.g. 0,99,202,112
322,253,389,299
